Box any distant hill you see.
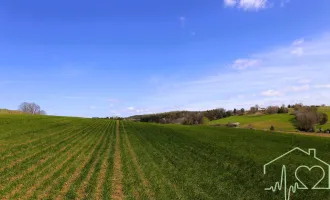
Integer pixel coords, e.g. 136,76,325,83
0,109,24,115
210,106,330,131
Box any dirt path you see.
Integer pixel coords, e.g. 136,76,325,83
111,120,124,200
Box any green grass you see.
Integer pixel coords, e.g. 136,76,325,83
316,107,330,129
209,113,296,131
119,122,330,200
2,114,330,199
0,109,23,114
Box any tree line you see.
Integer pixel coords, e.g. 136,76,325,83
130,103,329,132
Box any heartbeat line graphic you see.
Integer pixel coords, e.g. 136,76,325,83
265,165,307,200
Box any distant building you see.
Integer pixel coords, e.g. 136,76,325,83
227,122,240,127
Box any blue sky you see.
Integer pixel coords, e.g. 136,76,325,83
1,0,330,117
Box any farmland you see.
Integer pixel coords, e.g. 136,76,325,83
1,115,330,199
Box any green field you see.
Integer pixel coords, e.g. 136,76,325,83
1,115,330,199
209,113,296,131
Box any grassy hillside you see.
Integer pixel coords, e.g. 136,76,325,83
210,113,296,131
317,106,330,129
0,109,23,115
1,115,330,199
210,106,330,132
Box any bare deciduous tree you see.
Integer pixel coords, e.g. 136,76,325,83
18,102,46,115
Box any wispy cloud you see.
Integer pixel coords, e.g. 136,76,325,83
261,89,282,97
315,84,330,89
291,47,304,56
232,59,259,70
239,0,268,10
125,106,150,114
289,85,310,92
224,0,293,11
224,0,268,11
298,79,311,84
133,33,330,114
292,38,305,46
224,0,237,7
127,106,135,111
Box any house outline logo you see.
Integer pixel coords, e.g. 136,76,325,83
263,147,330,200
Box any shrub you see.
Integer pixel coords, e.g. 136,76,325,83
294,106,328,132
278,104,289,113
266,106,279,114
295,112,317,131
202,117,210,125
270,125,275,131
319,113,328,125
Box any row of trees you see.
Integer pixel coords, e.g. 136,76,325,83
18,102,46,115
131,103,329,130
204,108,245,121
136,104,293,125
137,107,247,125
249,104,289,114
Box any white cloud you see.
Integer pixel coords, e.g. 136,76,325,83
292,38,304,46
298,79,311,84
238,0,268,10
224,0,237,7
291,47,304,56
232,59,259,70
224,0,292,11
315,84,330,89
261,90,282,97
127,106,135,111
124,106,150,114
289,85,310,92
